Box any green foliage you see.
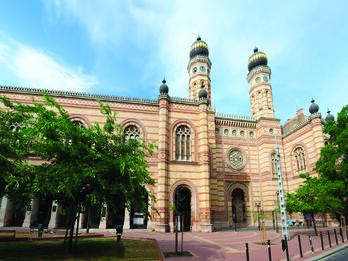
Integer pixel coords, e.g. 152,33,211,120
286,174,343,216
315,105,348,215
0,92,157,251
286,173,343,235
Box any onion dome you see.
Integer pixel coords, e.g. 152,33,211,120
248,47,268,71
198,83,208,99
189,36,209,59
325,110,335,121
159,78,168,94
309,99,319,114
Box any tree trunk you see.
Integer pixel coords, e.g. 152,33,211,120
312,213,318,236
68,207,77,252
64,209,72,248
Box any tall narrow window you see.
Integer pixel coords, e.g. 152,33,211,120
258,92,262,110
124,125,140,140
271,152,278,178
265,90,269,108
294,147,306,173
175,125,191,161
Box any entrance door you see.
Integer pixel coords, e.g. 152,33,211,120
174,187,191,231
232,188,246,223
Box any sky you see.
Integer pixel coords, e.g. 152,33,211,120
0,0,347,124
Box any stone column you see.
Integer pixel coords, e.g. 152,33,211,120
22,199,34,228
0,196,8,227
124,208,130,229
155,94,170,232
99,205,107,229
48,201,58,230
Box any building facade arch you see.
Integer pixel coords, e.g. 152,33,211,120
168,180,198,231
120,118,147,140
226,182,249,224
291,143,308,175
170,119,197,162
69,114,91,128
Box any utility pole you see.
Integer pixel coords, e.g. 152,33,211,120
275,134,290,240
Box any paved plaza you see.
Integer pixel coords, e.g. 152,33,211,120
110,228,348,261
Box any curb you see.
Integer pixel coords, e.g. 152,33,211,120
305,243,348,261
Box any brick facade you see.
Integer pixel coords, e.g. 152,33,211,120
0,38,327,231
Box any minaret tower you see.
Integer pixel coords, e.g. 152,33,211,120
187,36,212,104
247,48,274,119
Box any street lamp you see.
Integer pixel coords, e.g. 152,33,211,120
255,202,261,230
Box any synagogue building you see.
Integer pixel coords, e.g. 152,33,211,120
0,37,335,232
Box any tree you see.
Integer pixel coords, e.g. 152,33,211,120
315,105,348,218
286,173,343,236
0,96,38,210
0,93,156,251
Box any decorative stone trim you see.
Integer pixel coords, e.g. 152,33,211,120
282,112,321,138
0,85,158,104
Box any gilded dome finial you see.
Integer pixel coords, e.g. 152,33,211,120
247,47,268,71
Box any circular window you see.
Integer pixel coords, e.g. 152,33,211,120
228,149,246,170
215,128,220,135
232,129,237,136
255,77,261,83
193,67,197,74
224,129,229,136
240,130,245,136
249,131,254,137
269,128,274,135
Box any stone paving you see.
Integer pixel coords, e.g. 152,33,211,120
111,228,348,261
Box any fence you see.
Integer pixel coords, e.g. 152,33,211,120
245,228,348,261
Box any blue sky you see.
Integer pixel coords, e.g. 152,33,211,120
0,0,347,124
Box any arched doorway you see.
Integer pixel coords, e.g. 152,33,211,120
35,198,52,227
232,188,246,223
174,187,191,231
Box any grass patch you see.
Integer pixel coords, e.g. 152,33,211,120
0,237,160,260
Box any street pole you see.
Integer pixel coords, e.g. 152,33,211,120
255,203,261,230
275,134,290,240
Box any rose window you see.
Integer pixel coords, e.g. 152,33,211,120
229,149,246,170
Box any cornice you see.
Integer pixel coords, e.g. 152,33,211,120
282,112,322,138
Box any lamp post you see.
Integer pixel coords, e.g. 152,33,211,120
255,202,261,230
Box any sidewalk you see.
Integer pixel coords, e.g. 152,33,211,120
117,228,348,261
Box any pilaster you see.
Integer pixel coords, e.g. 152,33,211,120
198,99,213,232
155,95,170,232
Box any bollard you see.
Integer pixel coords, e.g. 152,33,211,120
116,225,123,242
298,234,303,258
340,227,344,243
334,229,338,245
309,235,314,253
245,243,250,261
327,230,332,248
320,232,324,250
285,236,290,261
267,240,272,261
38,224,43,238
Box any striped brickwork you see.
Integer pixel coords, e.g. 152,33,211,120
0,73,329,231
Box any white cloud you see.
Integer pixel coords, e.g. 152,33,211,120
43,0,348,120
0,35,97,92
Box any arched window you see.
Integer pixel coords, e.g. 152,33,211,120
294,147,306,173
124,125,140,140
271,152,278,178
9,122,23,132
175,125,191,161
72,120,84,128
